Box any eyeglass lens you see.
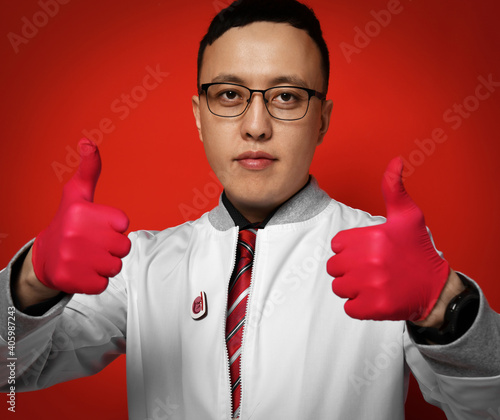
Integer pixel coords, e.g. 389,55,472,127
206,84,312,120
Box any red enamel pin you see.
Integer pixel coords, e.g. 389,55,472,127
191,291,207,320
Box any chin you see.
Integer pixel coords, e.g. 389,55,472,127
232,187,285,212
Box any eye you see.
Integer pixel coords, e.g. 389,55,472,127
277,92,294,102
214,88,245,105
221,90,239,101
270,88,305,107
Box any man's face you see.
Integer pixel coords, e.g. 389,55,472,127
192,22,333,222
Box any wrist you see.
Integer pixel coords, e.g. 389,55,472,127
13,246,61,311
409,272,480,345
413,269,465,329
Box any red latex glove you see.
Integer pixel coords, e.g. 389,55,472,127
32,139,131,294
326,157,450,321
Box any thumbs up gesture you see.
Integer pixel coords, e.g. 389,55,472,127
326,157,450,321
31,139,131,294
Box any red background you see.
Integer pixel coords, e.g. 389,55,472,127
1,0,499,419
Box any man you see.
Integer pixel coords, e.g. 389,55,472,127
1,0,499,419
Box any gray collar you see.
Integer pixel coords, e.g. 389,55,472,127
208,176,331,231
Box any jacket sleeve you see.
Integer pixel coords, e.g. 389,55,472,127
0,240,128,392
404,275,500,419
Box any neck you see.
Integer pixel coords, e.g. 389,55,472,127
234,202,277,224
224,177,312,226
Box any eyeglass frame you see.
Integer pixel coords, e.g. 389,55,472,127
198,82,327,121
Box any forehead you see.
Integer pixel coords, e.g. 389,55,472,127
200,22,324,90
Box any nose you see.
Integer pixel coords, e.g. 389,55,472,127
240,92,272,142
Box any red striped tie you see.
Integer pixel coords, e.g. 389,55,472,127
226,228,257,418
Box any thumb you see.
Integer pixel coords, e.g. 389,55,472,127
381,156,417,220
64,138,102,202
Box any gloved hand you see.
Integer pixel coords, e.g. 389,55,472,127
326,157,450,321
32,138,131,294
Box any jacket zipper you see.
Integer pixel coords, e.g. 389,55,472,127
223,227,239,419
238,229,259,419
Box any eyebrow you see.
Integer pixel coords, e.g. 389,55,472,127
210,74,309,88
269,75,309,88
211,74,246,84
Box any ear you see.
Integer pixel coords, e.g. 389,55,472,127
317,99,333,145
192,95,203,142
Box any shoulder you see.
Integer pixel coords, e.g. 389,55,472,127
329,198,386,230
124,214,212,264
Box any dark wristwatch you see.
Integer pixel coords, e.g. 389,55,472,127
408,273,480,345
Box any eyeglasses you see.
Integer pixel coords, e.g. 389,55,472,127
199,82,326,121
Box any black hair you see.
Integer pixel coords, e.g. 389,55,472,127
197,0,330,92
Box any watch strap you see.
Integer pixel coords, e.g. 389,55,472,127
408,273,480,345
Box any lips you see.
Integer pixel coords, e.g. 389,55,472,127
235,151,277,170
